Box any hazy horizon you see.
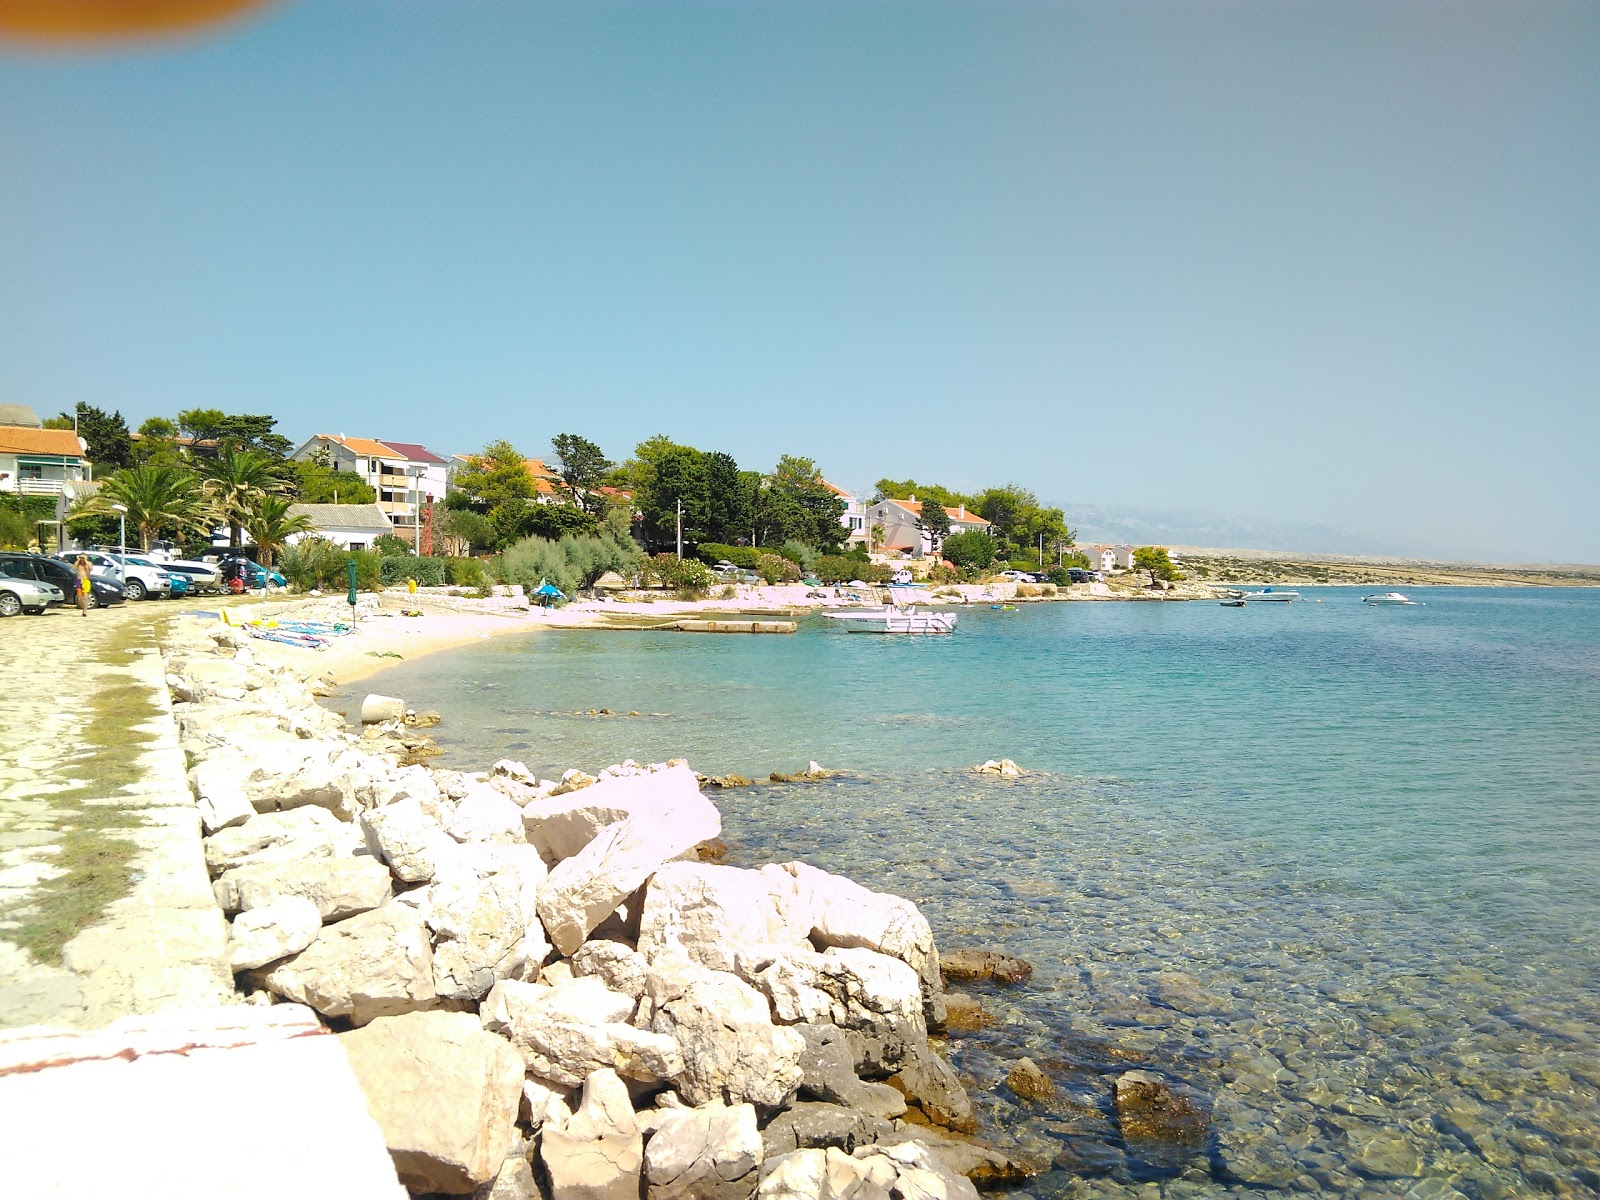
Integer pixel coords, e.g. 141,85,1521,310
3,1,1596,562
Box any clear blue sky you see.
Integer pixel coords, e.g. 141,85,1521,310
3,1,1596,562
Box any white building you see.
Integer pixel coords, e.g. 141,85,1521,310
866,497,991,558
824,481,869,546
1082,544,1136,571
290,435,450,536
0,426,90,497
284,503,395,552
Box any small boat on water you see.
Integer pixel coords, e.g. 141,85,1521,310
824,604,957,634
1243,588,1299,602
1219,598,1246,607
1364,592,1418,606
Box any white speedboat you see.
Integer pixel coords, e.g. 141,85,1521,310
824,604,957,634
1363,592,1418,606
1243,588,1299,602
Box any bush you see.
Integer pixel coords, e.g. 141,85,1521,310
445,557,488,589
813,555,858,584
0,506,32,549
380,556,447,587
942,530,997,574
756,553,800,584
1044,565,1073,586
928,564,959,585
647,554,715,594
500,533,643,598
374,534,413,557
776,540,816,572
695,543,759,569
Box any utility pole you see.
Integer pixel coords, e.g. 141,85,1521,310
1038,532,1044,569
675,499,683,560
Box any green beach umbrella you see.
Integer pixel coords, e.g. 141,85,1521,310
347,557,358,616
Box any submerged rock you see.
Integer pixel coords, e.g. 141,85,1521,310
1006,1057,1055,1105
1113,1069,1208,1148
974,758,1022,777
940,949,1034,986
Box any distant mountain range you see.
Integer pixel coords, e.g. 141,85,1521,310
1065,503,1453,560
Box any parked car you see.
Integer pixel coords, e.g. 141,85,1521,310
0,570,63,616
998,570,1038,583
890,569,915,586
144,550,221,591
0,553,125,608
219,556,286,591
123,554,191,598
53,550,173,601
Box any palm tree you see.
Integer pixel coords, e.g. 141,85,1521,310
92,463,208,550
243,495,314,568
199,446,286,549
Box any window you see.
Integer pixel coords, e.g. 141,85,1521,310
19,463,43,481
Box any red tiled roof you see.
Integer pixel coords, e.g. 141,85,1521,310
0,426,86,456
317,434,405,460
379,440,448,465
882,498,988,527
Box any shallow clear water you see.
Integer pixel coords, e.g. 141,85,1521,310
352,589,1600,1197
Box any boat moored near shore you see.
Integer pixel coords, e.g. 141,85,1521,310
1242,588,1300,602
824,603,957,634
1364,591,1420,605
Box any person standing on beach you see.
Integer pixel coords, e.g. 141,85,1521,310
73,554,92,616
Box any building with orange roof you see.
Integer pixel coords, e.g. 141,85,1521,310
866,496,990,557
822,480,869,546
0,425,91,497
290,434,450,536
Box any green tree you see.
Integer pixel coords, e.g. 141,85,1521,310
439,508,495,555
452,440,536,512
1133,546,1179,585
919,500,951,555
177,408,229,444
874,478,976,511
763,455,847,551
92,463,209,551
133,417,181,465
243,496,314,568
638,444,710,553
550,434,614,514
292,461,378,504
0,506,32,549
211,414,293,458
44,404,132,470
199,446,287,549
703,450,751,545
943,530,997,575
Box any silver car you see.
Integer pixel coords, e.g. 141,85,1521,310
0,572,63,617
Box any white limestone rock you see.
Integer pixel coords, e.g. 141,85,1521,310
523,762,707,865
742,945,926,1053
641,957,803,1110
643,1101,762,1200
445,783,527,844
214,854,394,922
203,805,356,878
768,861,945,1028
636,862,810,973
427,865,552,1002
522,1075,576,1132
757,1140,979,1200
539,1068,642,1200
570,938,650,1002
480,976,682,1088
536,768,722,956
360,798,457,884
340,1009,524,1195
228,896,322,971
189,760,255,834
257,904,437,1025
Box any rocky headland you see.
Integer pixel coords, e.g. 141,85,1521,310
156,610,1051,1198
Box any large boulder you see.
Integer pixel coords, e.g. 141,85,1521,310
480,976,682,1088
427,859,552,1001
200,743,367,820
360,798,457,884
791,1024,906,1118
213,854,394,923
445,783,526,844
570,938,650,1001
189,760,255,834
361,694,407,724
643,1101,762,1200
203,806,357,877
536,771,722,956
741,946,925,1062
228,896,322,971
523,762,710,864
767,862,944,1028
256,904,437,1025
539,1067,643,1200
637,863,809,972
640,957,803,1110
759,1102,892,1159
757,1141,979,1200
340,1010,524,1195
888,1049,976,1133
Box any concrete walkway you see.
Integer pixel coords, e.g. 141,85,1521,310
0,597,234,1030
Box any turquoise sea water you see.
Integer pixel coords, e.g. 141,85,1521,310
352,588,1600,1198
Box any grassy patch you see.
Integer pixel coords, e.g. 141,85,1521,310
7,814,142,964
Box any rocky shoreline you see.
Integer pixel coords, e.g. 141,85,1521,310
160,610,1088,1198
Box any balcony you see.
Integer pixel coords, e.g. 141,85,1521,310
4,478,70,496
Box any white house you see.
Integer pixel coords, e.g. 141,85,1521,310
824,481,869,546
285,503,394,552
0,426,90,497
867,497,991,558
1082,543,1136,572
290,435,450,536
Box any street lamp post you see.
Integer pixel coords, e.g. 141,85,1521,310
110,503,128,577
406,466,427,556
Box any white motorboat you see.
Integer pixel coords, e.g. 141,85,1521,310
1363,592,1418,606
1242,588,1299,602
823,604,957,634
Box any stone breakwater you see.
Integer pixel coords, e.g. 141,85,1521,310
163,615,1040,1199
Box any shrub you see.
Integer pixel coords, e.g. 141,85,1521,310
380,556,447,587
647,554,715,593
813,555,857,584
776,540,816,572
943,530,996,574
1044,566,1073,586
695,543,759,569
501,533,643,598
928,564,959,585
756,553,800,584
374,534,412,557
445,557,488,589
0,506,31,549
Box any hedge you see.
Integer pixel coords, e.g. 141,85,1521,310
695,543,759,569
379,556,448,587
